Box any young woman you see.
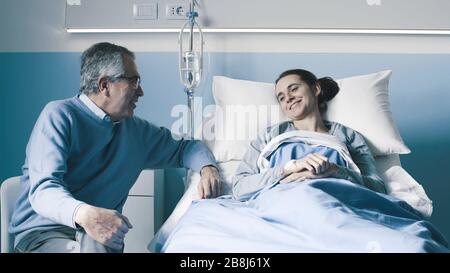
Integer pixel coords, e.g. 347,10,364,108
232,69,386,201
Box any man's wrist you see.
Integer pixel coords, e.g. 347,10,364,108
200,165,218,175
74,203,89,228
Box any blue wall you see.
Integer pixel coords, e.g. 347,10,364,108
1,52,449,242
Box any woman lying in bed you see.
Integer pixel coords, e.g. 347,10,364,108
161,69,449,253
232,69,386,201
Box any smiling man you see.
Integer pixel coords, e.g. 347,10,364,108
9,42,221,253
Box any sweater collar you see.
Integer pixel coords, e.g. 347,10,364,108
78,93,120,125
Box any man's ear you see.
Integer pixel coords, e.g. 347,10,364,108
97,77,110,96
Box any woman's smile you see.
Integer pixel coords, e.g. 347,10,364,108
289,99,303,110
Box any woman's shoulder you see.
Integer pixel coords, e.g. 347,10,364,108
325,121,371,153
265,120,292,136
324,120,362,142
256,121,292,143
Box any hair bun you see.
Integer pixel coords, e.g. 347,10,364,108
318,77,339,102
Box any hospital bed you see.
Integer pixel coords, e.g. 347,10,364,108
149,70,446,252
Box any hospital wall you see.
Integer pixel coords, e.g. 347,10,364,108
1,0,450,243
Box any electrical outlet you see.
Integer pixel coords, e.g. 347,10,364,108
166,3,189,20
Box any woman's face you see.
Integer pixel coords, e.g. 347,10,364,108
275,74,320,120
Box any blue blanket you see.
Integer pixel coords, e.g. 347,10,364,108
162,143,449,252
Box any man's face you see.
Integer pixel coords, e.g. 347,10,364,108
107,55,144,121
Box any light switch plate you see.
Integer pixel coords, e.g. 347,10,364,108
133,3,157,20
67,0,81,5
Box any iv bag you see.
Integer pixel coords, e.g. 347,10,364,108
180,51,201,89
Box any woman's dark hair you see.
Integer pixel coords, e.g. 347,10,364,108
275,69,339,113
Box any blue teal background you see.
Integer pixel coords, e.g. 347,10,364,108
1,52,449,241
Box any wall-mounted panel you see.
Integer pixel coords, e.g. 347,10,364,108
65,0,450,31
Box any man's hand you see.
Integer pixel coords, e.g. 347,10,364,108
74,204,133,250
198,165,222,199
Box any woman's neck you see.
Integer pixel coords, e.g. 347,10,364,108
292,112,328,133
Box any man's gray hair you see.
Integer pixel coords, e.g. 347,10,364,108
79,42,135,95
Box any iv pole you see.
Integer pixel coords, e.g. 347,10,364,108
179,0,204,139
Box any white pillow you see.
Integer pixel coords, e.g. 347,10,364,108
383,166,433,218
212,71,410,161
213,76,287,162
324,70,411,156
374,155,432,218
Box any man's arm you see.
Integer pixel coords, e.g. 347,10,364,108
141,122,220,197
141,123,217,172
27,104,132,249
27,103,85,228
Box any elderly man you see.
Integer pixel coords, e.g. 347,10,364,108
9,42,220,253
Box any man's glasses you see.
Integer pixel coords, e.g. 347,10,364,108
114,75,141,89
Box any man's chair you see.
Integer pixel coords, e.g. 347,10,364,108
0,176,21,253
1,174,159,253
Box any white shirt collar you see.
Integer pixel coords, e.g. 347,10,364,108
78,93,118,124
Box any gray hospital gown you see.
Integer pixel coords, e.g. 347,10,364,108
232,121,386,201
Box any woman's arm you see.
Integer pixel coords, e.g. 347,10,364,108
232,130,285,201
335,130,386,194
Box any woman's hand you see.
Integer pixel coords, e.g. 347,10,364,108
281,153,339,184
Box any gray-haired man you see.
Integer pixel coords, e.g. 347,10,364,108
10,42,221,253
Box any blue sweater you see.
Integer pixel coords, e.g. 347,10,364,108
10,96,216,246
